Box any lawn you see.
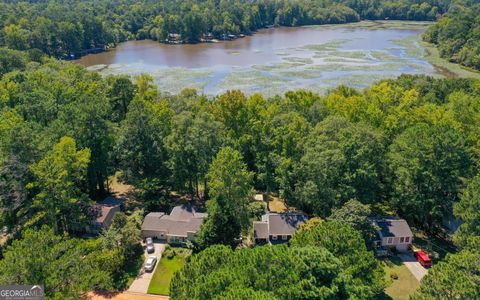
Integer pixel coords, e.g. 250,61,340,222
147,248,190,295
382,256,420,300
268,195,287,212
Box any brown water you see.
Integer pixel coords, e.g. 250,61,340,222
75,21,440,96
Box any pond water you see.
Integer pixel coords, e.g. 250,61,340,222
75,21,449,96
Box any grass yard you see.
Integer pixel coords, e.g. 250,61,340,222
268,195,287,212
147,248,190,295
382,256,420,300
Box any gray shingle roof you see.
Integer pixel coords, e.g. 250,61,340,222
375,218,413,238
254,213,308,238
253,221,269,239
268,213,308,235
142,205,206,237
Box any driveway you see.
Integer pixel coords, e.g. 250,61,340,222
398,253,428,282
128,242,166,294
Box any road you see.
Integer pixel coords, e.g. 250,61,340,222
128,242,166,294
398,253,428,281
87,291,169,300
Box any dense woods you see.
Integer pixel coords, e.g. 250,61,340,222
1,0,480,297
0,0,449,57
423,0,480,70
172,220,385,299
0,48,479,297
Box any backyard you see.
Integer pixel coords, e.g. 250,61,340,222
147,247,191,295
382,256,420,300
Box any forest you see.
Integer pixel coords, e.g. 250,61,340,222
1,0,480,298
423,0,480,70
0,48,479,298
0,0,450,57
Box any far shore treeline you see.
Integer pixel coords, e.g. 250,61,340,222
0,0,450,58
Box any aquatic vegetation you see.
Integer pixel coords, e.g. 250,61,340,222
84,21,478,96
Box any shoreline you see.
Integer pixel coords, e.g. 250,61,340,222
74,20,434,59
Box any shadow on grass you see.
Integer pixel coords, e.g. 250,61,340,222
380,256,403,267
377,292,394,300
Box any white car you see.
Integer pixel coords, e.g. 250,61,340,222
144,255,157,272
146,237,154,253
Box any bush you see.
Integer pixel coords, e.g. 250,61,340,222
390,272,399,280
164,248,175,259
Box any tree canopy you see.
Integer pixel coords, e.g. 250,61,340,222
0,226,118,299
197,147,254,247
171,243,379,300
0,0,449,57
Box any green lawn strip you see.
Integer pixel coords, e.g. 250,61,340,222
148,253,187,295
382,256,420,300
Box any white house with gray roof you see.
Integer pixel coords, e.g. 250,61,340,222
253,213,308,245
142,204,207,244
373,218,413,252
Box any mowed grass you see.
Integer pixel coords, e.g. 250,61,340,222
147,253,187,295
382,256,420,300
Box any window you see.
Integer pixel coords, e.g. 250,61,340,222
282,235,288,240
405,237,410,243
271,235,277,240
400,237,405,243
387,237,393,244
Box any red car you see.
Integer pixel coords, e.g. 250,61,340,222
414,250,432,268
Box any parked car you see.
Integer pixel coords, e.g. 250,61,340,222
146,237,154,253
414,250,432,268
144,255,157,272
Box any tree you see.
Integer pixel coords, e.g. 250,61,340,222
0,47,28,76
0,156,29,230
412,250,480,300
289,116,385,216
3,24,29,51
166,111,224,198
290,220,385,298
28,136,91,234
197,147,253,247
453,174,480,248
171,244,357,300
102,210,142,261
107,75,136,122
328,199,378,241
117,97,173,185
0,226,117,299
387,123,471,232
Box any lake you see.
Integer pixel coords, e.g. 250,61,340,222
75,21,475,96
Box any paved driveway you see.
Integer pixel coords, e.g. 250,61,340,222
398,253,428,282
128,242,166,294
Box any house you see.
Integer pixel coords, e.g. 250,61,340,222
142,204,207,244
92,197,122,231
373,218,413,252
253,213,308,245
